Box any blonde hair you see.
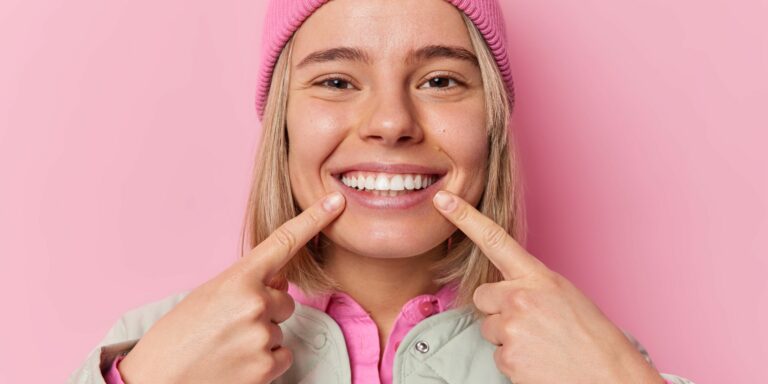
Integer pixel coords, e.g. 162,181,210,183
240,13,527,314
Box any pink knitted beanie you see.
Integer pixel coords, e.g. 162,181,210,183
255,0,513,121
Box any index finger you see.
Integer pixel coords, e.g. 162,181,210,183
432,190,544,280
245,192,345,282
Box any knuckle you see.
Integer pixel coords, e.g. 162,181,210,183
249,295,269,317
494,346,516,374
501,346,514,365
501,319,517,339
472,283,490,306
506,289,533,310
282,295,296,317
288,294,296,312
259,355,278,376
482,225,507,250
472,289,481,306
454,204,471,222
253,325,271,346
273,227,297,253
303,209,322,227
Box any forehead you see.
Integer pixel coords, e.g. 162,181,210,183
291,0,474,65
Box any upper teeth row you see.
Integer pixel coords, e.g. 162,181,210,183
341,173,436,191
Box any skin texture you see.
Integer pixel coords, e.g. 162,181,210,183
285,0,488,349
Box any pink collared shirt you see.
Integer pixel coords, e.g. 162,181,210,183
287,282,460,384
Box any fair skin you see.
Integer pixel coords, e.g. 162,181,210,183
118,0,666,382
285,0,487,351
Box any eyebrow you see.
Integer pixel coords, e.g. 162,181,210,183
295,44,479,69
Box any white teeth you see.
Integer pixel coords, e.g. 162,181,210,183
390,175,404,191
404,175,415,190
340,172,439,192
374,174,389,190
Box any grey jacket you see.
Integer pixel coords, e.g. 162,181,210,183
68,291,696,383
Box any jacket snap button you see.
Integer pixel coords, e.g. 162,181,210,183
414,340,429,353
312,333,327,349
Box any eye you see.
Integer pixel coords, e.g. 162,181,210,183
420,75,462,91
316,76,355,91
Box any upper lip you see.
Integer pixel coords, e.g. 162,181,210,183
330,162,448,177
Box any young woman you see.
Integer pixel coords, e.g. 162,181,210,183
70,0,694,383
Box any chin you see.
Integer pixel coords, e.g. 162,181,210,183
323,211,454,259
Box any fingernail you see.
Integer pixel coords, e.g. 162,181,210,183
433,191,456,212
322,192,344,212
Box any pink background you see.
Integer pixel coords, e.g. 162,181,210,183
1,0,766,382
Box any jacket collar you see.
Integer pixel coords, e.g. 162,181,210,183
279,282,509,383
281,301,509,384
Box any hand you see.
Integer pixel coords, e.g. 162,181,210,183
118,192,345,384
432,190,665,384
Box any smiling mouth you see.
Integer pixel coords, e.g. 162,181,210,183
335,171,443,197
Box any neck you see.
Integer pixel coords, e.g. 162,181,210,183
322,244,445,322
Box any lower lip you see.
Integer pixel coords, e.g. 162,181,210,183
333,176,445,210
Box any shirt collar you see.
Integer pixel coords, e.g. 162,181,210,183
287,279,460,315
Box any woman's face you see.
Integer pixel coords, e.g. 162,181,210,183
287,0,488,259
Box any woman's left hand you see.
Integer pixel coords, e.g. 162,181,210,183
432,191,666,384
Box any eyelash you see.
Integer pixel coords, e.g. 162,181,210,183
315,74,463,92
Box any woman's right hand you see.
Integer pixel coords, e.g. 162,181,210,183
117,192,346,384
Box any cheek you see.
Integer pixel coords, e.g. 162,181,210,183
441,131,488,169
425,95,487,156
286,100,348,209
287,98,349,139
449,133,488,201
425,102,489,202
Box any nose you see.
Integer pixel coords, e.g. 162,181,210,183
357,87,423,146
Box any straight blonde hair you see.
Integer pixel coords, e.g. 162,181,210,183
240,13,527,314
